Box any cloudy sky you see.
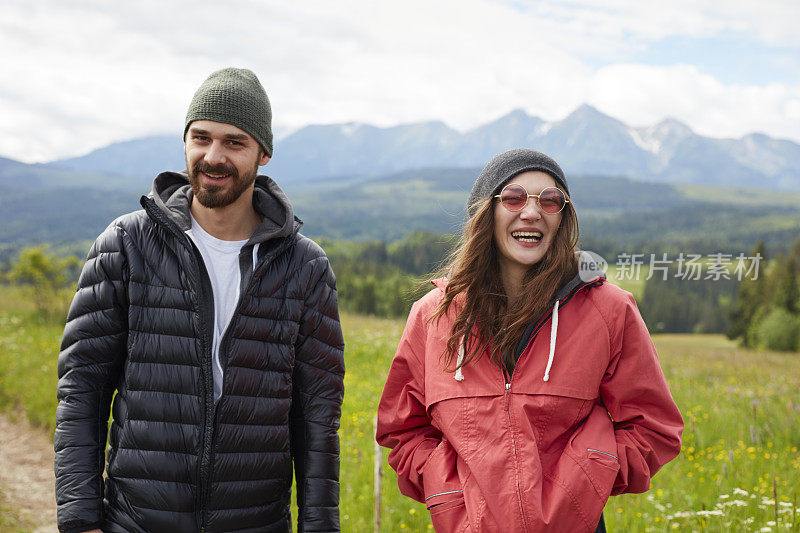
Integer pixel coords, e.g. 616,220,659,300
2,0,799,163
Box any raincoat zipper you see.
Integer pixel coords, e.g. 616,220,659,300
504,382,529,530
500,278,602,531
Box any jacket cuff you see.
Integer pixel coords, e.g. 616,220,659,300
62,522,104,533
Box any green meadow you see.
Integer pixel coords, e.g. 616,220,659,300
0,287,798,531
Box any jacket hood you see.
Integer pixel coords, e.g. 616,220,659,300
147,170,301,245
556,250,607,300
432,250,607,382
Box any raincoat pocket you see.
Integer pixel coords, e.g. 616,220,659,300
544,403,619,531
584,447,620,500
423,439,471,532
428,492,469,533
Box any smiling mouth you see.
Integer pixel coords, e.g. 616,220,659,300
203,172,230,181
512,231,543,243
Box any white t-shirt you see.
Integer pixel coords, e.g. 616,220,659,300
186,215,255,402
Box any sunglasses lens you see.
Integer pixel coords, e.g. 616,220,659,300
538,188,566,213
500,185,527,211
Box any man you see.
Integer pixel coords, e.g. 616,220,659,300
55,68,345,533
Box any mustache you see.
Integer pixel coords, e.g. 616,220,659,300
192,161,238,179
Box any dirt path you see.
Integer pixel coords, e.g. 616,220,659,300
0,413,57,532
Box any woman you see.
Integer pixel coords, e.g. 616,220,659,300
376,149,683,532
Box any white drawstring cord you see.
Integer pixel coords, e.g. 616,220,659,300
454,297,560,383
454,338,465,381
543,299,560,382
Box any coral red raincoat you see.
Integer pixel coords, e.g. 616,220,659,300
376,275,683,532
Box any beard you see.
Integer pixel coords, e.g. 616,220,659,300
187,158,259,209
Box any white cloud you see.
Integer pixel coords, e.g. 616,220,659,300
533,0,800,47
0,0,798,163
588,64,800,141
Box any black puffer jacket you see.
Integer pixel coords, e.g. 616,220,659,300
55,172,345,533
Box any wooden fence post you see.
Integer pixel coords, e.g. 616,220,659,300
374,414,382,533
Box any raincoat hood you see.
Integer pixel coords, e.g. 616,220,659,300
432,250,608,382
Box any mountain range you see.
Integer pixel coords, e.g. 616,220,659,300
2,104,799,260
39,104,800,190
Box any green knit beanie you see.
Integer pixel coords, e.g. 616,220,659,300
184,67,273,157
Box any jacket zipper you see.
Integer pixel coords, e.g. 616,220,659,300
192,245,216,532
587,448,619,460
208,236,295,496
197,230,297,533
142,199,216,532
215,235,295,402
501,279,602,532
142,198,301,532
504,382,528,530
424,489,464,501
204,248,251,510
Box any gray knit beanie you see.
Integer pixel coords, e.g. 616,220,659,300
184,67,273,157
467,148,569,217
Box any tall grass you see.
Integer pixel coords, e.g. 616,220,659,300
0,286,62,431
607,334,800,532
338,313,432,531
0,286,798,531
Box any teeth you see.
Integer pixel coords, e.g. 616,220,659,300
205,172,228,178
512,231,542,243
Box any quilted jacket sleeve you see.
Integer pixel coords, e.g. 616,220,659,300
291,253,345,532
599,291,684,495
54,223,128,533
375,299,443,503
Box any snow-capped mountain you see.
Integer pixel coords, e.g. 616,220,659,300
42,105,800,190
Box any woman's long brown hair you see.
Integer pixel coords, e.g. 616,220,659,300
429,193,580,373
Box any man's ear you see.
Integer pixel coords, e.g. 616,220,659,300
258,151,271,166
